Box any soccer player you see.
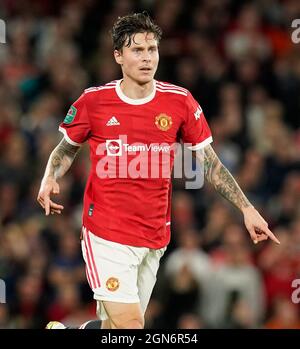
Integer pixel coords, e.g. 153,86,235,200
37,13,280,329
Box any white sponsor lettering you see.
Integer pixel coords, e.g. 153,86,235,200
96,135,205,188
291,19,300,44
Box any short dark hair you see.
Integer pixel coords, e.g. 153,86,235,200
111,12,162,51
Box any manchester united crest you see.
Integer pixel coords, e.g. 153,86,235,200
106,277,119,292
155,113,173,131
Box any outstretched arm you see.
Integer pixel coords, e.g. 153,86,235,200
194,144,280,245
37,138,81,216
202,144,251,211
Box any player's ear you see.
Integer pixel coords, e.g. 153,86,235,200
114,50,123,65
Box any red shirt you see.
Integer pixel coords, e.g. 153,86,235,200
59,79,212,248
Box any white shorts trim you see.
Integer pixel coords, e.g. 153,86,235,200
93,296,140,303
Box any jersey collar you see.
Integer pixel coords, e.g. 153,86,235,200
115,79,156,105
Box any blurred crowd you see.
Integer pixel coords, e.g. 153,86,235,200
0,0,300,329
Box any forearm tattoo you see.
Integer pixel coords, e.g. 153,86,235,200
201,145,251,211
47,139,80,179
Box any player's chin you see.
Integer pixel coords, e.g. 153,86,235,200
137,77,152,85
137,73,154,84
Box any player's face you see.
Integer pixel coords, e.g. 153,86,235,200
114,32,159,84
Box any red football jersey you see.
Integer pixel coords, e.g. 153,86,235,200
59,79,212,248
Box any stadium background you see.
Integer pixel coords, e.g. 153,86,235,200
0,0,300,329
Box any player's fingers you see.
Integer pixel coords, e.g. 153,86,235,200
265,227,280,244
248,228,258,244
49,200,64,210
37,194,45,206
51,209,61,214
44,196,50,216
37,196,44,207
38,192,49,206
256,234,268,242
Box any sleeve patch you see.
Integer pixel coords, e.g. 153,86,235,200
64,105,77,124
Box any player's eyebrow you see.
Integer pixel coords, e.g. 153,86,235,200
131,44,157,50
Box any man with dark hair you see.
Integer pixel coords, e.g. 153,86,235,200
38,13,279,329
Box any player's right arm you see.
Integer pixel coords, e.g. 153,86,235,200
37,138,80,215
38,90,90,215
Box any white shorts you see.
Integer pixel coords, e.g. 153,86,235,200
81,226,166,320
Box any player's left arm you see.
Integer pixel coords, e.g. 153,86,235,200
194,144,280,245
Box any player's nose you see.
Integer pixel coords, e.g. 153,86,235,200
142,51,151,61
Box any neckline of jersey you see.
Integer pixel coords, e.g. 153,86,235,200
115,79,156,105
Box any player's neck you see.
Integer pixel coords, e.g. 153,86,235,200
120,78,154,100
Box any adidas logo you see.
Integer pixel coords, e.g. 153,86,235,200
106,116,120,126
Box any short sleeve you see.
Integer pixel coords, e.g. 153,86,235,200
59,92,91,146
180,91,213,150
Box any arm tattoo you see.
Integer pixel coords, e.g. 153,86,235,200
195,145,251,211
46,139,80,179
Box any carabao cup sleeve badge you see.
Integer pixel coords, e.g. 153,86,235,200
64,105,77,124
